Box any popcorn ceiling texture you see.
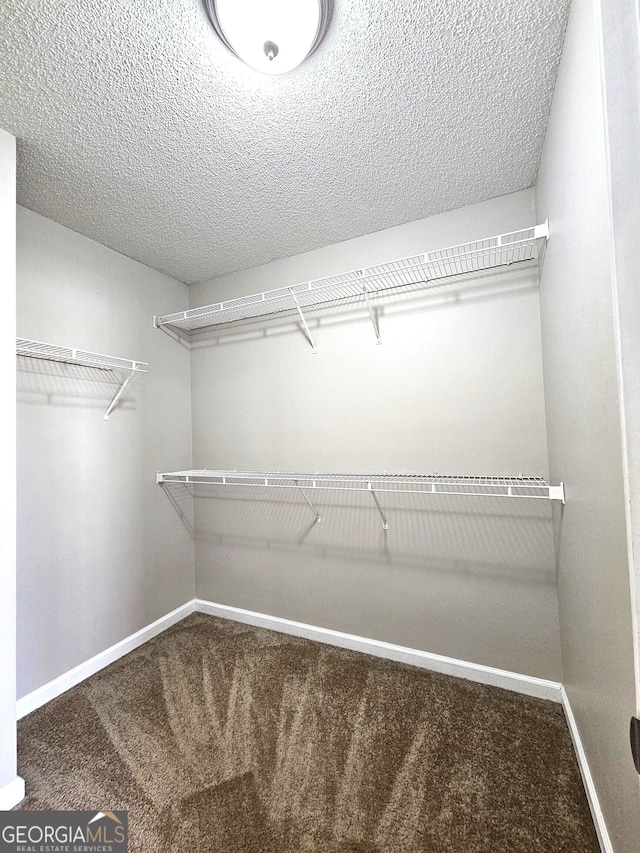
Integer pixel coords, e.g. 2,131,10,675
0,0,570,284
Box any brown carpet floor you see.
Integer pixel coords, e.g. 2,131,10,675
15,613,599,852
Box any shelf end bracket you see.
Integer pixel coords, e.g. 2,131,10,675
535,220,550,241
549,482,565,504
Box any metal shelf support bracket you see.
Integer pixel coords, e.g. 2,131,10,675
104,367,138,420
361,281,382,344
369,484,389,530
289,288,317,353
295,481,321,524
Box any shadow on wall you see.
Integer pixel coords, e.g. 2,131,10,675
16,356,144,416
167,484,555,577
160,483,562,678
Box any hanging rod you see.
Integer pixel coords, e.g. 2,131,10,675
153,223,549,343
156,470,565,529
17,337,148,420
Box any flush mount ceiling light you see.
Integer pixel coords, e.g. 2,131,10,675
203,0,333,75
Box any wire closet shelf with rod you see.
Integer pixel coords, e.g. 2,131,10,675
153,223,549,350
16,337,148,420
156,470,566,530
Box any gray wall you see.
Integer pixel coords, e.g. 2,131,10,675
187,189,563,680
535,0,640,849
16,207,194,699
597,0,640,694
0,129,20,802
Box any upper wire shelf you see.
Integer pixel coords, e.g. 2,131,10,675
154,223,549,349
17,337,148,420
157,469,565,529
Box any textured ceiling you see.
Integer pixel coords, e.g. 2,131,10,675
0,0,570,284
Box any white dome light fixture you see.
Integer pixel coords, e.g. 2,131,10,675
203,0,333,75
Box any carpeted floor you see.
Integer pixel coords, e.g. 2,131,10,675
15,613,599,852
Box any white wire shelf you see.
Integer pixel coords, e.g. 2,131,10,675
17,337,148,420
157,470,565,529
154,223,549,348
16,338,148,373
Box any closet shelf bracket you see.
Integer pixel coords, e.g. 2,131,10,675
103,367,140,421
368,484,389,529
295,480,322,523
361,279,382,345
289,288,317,353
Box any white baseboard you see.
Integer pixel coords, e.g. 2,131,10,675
195,599,563,703
0,775,25,811
16,600,196,720
16,596,563,711
561,687,613,853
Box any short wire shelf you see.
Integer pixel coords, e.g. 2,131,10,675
154,223,549,348
16,338,148,373
17,337,148,420
157,469,565,529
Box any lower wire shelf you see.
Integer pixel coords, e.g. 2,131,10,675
156,470,565,530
